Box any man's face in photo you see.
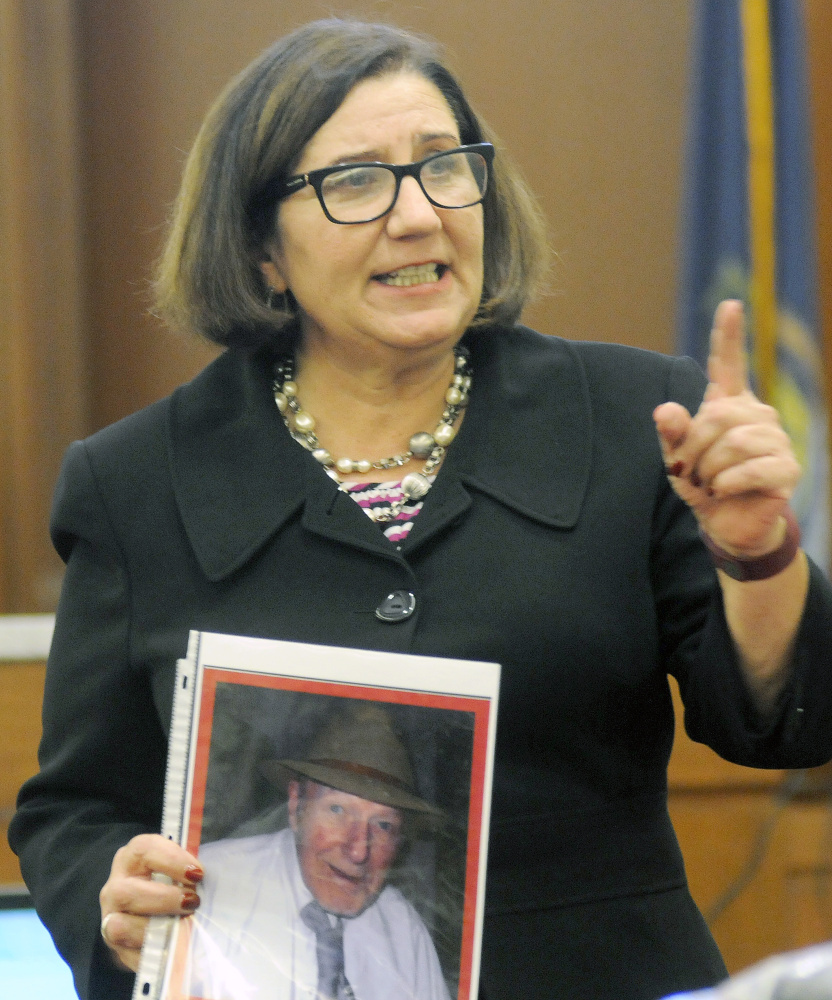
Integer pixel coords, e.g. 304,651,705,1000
289,780,404,916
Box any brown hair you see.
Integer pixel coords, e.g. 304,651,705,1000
154,19,549,348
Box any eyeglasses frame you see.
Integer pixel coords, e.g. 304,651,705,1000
275,142,495,225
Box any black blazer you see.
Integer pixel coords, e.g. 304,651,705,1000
11,325,832,1000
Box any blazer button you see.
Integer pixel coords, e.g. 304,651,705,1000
375,590,416,622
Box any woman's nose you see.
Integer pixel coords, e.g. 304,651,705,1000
385,175,442,236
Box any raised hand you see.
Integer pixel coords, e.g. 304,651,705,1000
653,300,800,556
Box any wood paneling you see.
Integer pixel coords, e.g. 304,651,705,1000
668,679,832,974
0,662,46,884
0,1,88,613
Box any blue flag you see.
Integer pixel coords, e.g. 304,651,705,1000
678,0,829,570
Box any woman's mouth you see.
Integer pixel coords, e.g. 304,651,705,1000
375,263,446,287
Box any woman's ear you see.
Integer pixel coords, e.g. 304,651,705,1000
260,258,288,294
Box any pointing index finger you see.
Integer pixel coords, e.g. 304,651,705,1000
706,299,748,397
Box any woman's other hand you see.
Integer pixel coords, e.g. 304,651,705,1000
98,833,203,972
653,299,801,557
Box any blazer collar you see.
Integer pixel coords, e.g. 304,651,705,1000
168,326,592,581
446,325,592,527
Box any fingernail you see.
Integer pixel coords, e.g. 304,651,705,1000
181,891,201,912
184,865,204,884
665,461,684,477
690,470,702,489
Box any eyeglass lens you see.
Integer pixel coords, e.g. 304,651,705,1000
320,149,488,223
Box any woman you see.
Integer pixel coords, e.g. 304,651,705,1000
10,18,832,1000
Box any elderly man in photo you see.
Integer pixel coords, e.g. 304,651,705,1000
190,702,451,1000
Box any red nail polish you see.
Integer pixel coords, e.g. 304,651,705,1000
184,865,204,884
665,461,684,477
181,891,201,912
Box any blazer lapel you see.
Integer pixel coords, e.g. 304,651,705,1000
168,347,407,581
405,326,592,551
168,347,310,581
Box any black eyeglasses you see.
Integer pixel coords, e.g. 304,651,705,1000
274,143,494,225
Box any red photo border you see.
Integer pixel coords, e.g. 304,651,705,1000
166,666,492,1000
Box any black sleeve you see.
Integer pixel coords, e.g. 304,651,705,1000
9,440,167,1000
653,356,832,768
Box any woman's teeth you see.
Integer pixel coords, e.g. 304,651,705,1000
377,263,441,287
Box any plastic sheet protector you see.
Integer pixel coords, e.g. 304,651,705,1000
133,631,500,1000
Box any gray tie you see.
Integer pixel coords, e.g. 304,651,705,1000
301,900,353,1000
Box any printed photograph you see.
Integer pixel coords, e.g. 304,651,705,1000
158,659,493,1000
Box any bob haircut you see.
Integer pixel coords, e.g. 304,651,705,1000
154,19,550,348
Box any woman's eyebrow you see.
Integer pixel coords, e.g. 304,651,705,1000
320,132,462,169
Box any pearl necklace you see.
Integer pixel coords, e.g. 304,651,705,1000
272,346,472,522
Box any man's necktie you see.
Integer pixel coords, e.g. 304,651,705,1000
301,899,353,1000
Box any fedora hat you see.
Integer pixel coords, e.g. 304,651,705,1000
261,702,444,819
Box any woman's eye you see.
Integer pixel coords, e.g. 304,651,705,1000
424,156,458,179
326,167,381,192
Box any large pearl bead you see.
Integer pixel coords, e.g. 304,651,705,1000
312,448,332,466
292,410,316,433
356,460,372,474
274,393,288,413
282,380,298,398
434,422,457,446
335,457,355,474
445,386,463,406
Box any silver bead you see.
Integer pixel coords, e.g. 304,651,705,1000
401,472,432,500
434,422,457,446
409,432,435,459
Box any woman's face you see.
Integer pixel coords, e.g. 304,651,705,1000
261,72,485,364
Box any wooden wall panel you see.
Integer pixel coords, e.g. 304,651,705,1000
668,678,832,974
0,662,46,884
0,1,89,613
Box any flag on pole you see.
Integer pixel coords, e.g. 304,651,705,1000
678,0,829,570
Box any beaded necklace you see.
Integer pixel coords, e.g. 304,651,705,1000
272,346,472,522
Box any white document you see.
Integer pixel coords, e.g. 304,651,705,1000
133,631,499,1000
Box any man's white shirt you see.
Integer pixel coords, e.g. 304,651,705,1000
186,827,452,1000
